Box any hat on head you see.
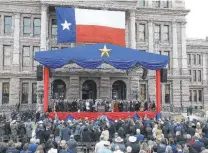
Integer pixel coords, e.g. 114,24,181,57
103,141,111,146
129,136,137,143
115,137,123,143
70,135,74,140
38,120,43,124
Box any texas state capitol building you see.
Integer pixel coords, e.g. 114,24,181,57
0,0,200,112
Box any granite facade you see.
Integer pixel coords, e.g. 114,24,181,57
0,0,195,112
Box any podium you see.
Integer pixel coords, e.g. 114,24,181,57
97,105,105,112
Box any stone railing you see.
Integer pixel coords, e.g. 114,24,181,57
162,105,184,114
0,104,37,113
162,105,206,117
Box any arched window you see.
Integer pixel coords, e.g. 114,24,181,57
52,79,66,100
82,80,97,100
112,80,126,100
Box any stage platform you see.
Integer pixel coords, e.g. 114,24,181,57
48,111,157,121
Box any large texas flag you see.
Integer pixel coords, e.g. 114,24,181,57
56,7,125,46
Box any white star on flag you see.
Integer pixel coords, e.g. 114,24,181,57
61,20,71,30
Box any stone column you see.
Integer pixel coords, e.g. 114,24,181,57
147,0,153,7
147,21,155,101
203,54,207,83
12,13,20,72
172,0,176,8
172,22,182,107
181,23,188,74
161,84,165,105
125,12,130,47
181,23,189,106
69,76,80,99
172,21,179,75
130,75,140,100
28,83,32,104
10,78,20,105
40,4,48,51
0,45,3,72
100,77,110,99
203,53,208,108
65,79,70,99
37,4,48,112
0,82,2,106
129,10,136,49
148,21,154,52
172,79,181,107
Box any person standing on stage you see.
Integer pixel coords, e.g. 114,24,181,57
118,101,123,112
114,101,119,112
72,100,77,112
144,101,148,111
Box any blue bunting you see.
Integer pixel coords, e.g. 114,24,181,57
133,114,140,120
65,115,74,121
35,43,168,70
156,113,161,120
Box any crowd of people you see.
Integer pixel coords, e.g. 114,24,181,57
0,111,208,153
48,99,156,112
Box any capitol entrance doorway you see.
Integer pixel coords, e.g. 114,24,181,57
82,80,97,100
52,79,66,100
112,80,126,100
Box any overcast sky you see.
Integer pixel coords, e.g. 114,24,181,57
186,0,208,39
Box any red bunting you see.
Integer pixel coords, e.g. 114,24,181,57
48,112,157,121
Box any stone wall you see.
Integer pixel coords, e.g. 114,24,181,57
100,77,111,99
69,76,80,99
181,79,190,106
0,0,192,109
148,78,156,102
10,78,20,105
172,79,181,107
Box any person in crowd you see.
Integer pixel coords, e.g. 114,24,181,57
101,127,110,141
3,106,208,153
113,137,125,152
34,145,44,153
127,136,140,153
67,135,77,153
192,135,205,152
28,138,38,153
176,144,183,153
135,129,144,143
6,140,19,153
59,140,71,153
196,122,203,136
95,135,105,153
61,123,71,141
97,141,112,153
20,143,32,153
25,119,33,142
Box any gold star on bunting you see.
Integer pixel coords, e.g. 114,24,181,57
99,45,112,57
